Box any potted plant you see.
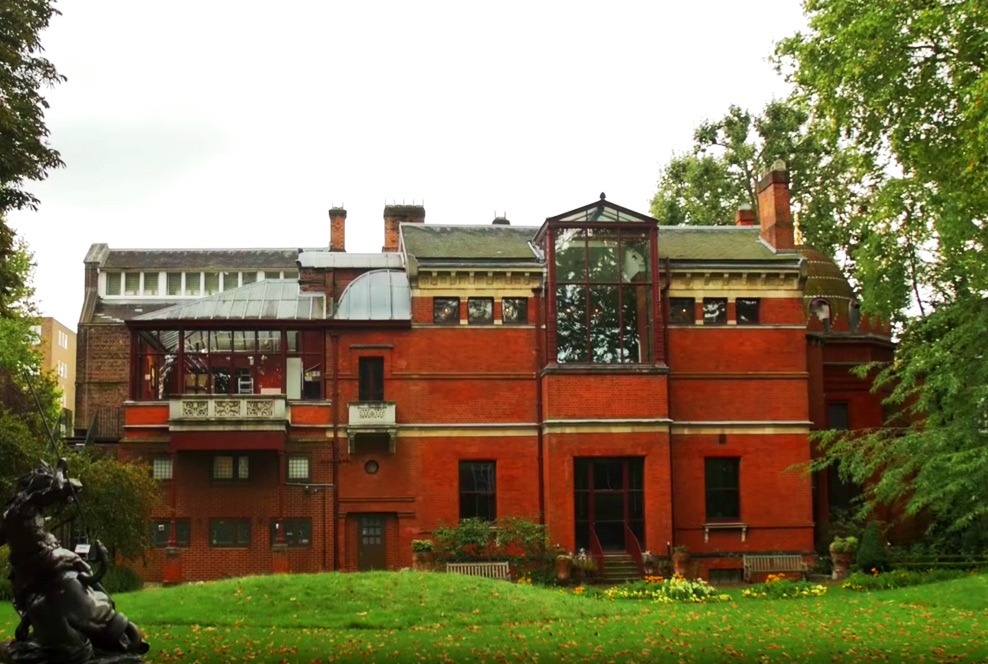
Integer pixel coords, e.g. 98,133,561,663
554,550,573,583
572,548,595,582
641,550,657,576
672,545,690,577
829,536,858,580
411,539,435,571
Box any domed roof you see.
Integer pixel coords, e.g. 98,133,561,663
335,269,411,320
798,246,857,333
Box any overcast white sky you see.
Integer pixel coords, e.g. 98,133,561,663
10,1,807,329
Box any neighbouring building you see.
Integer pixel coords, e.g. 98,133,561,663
75,165,892,583
31,316,77,434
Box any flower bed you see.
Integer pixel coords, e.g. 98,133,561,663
603,575,731,604
742,573,827,600
841,568,969,591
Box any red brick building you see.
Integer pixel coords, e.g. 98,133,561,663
75,165,892,583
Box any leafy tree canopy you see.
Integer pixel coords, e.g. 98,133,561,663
777,0,988,541
649,99,876,263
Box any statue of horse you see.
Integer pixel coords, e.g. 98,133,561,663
0,459,149,663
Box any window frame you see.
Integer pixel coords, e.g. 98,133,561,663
433,297,460,325
151,456,173,481
286,454,310,482
736,298,761,325
358,356,385,401
704,457,741,521
702,298,728,325
501,297,528,324
151,518,190,548
459,460,497,522
668,298,695,324
467,297,494,325
209,518,251,548
212,454,250,481
270,517,312,547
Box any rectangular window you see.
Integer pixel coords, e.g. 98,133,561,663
358,357,384,401
282,270,299,280
105,272,122,296
459,461,496,522
736,298,760,325
221,271,238,291
433,297,460,324
501,297,528,324
210,518,251,547
142,272,159,296
204,272,220,295
151,519,190,548
827,403,849,430
705,458,740,520
167,273,183,296
703,298,728,325
669,298,695,324
124,272,140,296
241,272,258,285
152,456,173,480
270,518,312,547
467,298,494,324
212,455,249,481
184,272,201,296
287,455,310,481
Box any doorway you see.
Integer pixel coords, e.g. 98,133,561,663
574,458,644,551
357,515,387,571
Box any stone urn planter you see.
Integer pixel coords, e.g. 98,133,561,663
555,555,573,583
829,536,858,581
411,539,435,571
672,547,690,577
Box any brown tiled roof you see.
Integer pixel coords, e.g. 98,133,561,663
101,248,303,270
401,225,540,262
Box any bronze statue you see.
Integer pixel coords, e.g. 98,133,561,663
0,459,149,663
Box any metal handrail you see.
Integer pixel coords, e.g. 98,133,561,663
624,525,645,577
588,529,604,576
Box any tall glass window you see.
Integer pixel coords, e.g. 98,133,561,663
554,227,653,364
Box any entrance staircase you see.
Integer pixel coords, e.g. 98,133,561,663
598,553,641,584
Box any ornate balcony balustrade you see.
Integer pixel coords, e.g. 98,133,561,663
168,395,288,433
346,401,397,454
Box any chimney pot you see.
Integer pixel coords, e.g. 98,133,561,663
492,216,510,226
329,207,347,252
383,204,425,252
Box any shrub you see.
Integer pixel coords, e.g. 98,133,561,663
433,517,553,579
101,564,143,594
830,535,859,553
603,575,731,604
841,568,968,591
0,546,10,601
411,539,434,553
742,574,828,600
856,522,889,573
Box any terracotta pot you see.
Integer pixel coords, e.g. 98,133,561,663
555,556,572,583
830,549,853,580
412,550,434,571
672,552,690,577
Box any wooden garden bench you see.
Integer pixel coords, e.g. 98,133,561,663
445,561,511,580
743,554,808,582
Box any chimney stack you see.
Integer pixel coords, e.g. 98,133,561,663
383,204,425,252
756,160,795,251
734,204,755,227
329,207,347,252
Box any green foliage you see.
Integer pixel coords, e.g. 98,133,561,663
830,535,858,553
649,99,875,263
742,576,828,600
0,546,10,601
433,517,552,579
602,576,731,603
410,539,434,553
857,522,890,573
100,564,143,594
780,0,988,541
842,569,970,592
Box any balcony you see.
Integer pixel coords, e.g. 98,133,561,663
169,395,288,432
346,402,397,454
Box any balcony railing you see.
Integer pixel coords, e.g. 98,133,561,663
168,395,288,431
346,401,397,454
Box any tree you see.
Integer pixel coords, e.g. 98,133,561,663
650,99,877,264
777,0,988,542
0,0,64,312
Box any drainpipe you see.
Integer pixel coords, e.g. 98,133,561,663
533,284,545,525
663,258,676,548
331,333,341,570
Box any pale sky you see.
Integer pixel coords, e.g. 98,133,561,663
9,1,807,329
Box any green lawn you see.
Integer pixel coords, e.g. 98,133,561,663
1,572,985,662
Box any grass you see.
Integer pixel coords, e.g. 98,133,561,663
0,571,985,662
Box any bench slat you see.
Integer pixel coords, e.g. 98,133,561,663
743,555,807,582
446,561,511,580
